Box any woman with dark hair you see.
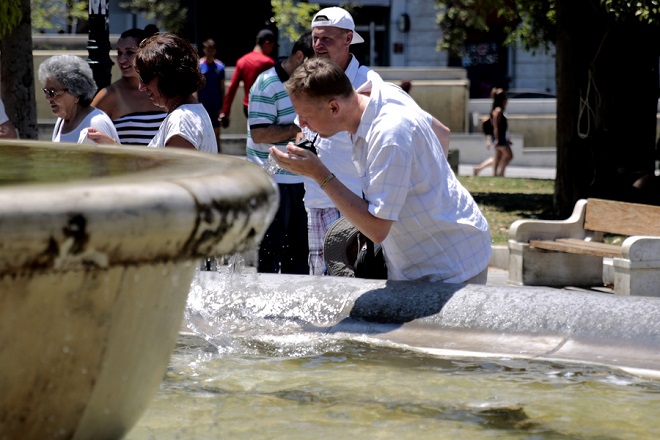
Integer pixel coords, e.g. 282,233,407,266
38,54,119,144
91,26,166,146
491,87,513,176
473,87,512,176
87,33,218,153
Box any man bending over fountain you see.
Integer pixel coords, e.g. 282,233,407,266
270,58,491,284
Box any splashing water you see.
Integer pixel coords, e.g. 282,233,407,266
262,153,280,176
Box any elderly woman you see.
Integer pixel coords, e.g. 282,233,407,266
87,33,217,153
38,54,118,143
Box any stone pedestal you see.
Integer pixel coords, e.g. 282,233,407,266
0,140,277,439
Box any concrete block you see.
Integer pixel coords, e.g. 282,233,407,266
508,241,603,287
612,236,660,296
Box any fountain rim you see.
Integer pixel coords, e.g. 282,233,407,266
0,140,279,273
0,139,262,187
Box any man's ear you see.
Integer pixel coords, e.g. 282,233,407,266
328,98,340,116
345,30,354,46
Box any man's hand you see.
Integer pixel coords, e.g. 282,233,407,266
269,143,327,183
218,113,230,128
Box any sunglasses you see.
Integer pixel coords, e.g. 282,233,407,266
42,87,68,98
138,72,154,84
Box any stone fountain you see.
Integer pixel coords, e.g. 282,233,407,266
0,140,277,439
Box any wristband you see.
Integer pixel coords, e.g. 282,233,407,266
320,172,335,190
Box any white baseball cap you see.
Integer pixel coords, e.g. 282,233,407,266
312,7,364,45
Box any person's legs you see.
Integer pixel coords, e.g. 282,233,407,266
279,183,310,275
473,156,494,176
307,207,341,275
496,146,513,176
213,125,221,152
257,185,285,273
493,147,504,176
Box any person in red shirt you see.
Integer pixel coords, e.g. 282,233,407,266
219,29,276,128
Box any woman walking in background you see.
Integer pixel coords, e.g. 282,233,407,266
473,87,512,176
491,87,513,176
91,26,166,146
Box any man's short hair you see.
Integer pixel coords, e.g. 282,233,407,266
285,58,353,100
256,29,276,45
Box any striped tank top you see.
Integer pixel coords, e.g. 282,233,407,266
113,111,167,146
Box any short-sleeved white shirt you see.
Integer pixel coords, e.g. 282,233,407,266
301,55,379,208
149,104,218,154
52,107,119,144
354,78,492,283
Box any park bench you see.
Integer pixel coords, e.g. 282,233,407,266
508,198,660,296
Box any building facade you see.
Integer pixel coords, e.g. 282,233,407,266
41,0,557,99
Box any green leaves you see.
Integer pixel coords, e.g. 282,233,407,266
435,0,657,55
119,0,188,34
271,0,319,43
602,0,660,24
0,0,22,39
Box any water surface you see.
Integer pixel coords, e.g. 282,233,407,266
126,266,660,439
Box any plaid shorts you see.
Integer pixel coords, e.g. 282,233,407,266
307,207,341,275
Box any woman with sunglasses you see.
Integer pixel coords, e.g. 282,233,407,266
86,33,217,154
38,54,118,144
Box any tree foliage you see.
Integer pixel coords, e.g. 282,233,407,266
0,0,22,38
436,0,658,54
602,0,660,25
30,0,87,33
119,0,187,34
270,0,319,42
437,0,659,213
436,0,556,55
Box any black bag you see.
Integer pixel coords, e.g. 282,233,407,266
481,116,493,136
354,232,387,279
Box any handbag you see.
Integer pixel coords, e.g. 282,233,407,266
353,191,387,279
354,231,387,279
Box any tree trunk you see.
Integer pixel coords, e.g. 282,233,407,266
0,0,37,140
555,0,659,216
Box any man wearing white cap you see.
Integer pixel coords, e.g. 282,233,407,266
300,7,451,276
301,6,381,275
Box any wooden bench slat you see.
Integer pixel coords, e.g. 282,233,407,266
527,198,658,260
585,198,660,237
555,238,622,253
529,239,622,258
555,238,621,256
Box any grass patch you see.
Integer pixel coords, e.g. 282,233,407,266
458,176,556,245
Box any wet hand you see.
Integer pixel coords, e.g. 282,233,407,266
269,143,326,181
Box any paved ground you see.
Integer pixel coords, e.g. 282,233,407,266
458,163,556,179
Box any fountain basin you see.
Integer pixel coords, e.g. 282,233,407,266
0,140,277,439
190,272,660,379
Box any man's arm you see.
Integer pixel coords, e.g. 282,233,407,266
250,124,300,144
269,144,393,243
219,65,242,126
